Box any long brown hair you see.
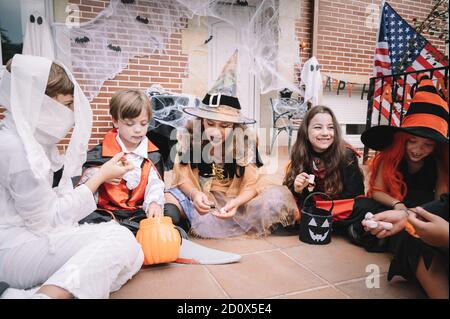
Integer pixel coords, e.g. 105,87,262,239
283,105,352,197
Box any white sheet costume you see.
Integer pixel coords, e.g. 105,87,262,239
0,55,143,298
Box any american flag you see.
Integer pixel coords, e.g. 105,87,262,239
373,1,448,126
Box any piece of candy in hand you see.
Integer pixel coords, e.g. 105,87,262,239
307,174,315,192
117,156,127,166
366,220,379,229
365,212,374,220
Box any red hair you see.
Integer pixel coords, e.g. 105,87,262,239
367,132,449,199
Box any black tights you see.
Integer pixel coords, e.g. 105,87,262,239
163,203,191,233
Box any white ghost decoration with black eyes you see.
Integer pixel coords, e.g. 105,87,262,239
22,13,55,60
300,56,323,106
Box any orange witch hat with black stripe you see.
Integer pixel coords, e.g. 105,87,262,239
362,74,449,150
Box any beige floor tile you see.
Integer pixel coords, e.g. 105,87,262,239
282,236,392,283
192,237,276,255
282,287,350,299
206,250,325,299
335,274,427,299
111,147,414,299
265,235,302,249
110,264,227,299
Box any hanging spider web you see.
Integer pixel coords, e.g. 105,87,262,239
53,0,300,102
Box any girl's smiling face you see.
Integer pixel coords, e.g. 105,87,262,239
203,119,234,145
307,113,335,153
405,135,435,163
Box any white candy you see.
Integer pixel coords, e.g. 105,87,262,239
365,212,374,219
307,175,315,192
366,220,378,229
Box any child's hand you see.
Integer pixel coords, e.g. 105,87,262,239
99,152,134,182
105,177,122,186
212,200,238,219
146,202,163,218
408,206,449,249
362,210,408,238
192,191,213,215
294,172,311,193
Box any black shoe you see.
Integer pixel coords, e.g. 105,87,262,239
347,223,364,246
271,223,300,236
347,223,388,252
0,282,10,297
175,226,189,240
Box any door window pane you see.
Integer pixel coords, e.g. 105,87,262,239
0,0,23,65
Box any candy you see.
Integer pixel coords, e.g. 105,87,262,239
365,212,374,219
117,156,127,166
366,220,378,229
307,174,315,192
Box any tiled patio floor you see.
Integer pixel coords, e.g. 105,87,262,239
111,147,426,299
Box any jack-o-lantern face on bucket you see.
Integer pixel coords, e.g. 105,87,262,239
299,212,332,245
307,216,330,242
299,192,333,245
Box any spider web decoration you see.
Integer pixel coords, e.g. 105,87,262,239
54,0,300,101
54,0,192,101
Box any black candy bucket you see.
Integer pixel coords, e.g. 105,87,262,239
299,192,333,245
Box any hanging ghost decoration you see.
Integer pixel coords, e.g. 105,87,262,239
300,56,323,107
22,13,55,60
299,192,333,245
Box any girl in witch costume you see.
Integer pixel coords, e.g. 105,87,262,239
164,50,298,239
283,106,365,234
0,55,143,299
348,74,449,255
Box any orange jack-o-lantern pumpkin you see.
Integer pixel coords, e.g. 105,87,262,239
136,217,181,265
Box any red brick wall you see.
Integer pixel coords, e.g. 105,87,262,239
1,0,447,149
66,0,189,149
312,0,447,76
295,0,314,83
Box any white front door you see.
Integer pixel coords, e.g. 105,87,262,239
208,10,258,124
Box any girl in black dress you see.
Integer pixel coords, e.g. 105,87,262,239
283,105,365,234
351,74,449,298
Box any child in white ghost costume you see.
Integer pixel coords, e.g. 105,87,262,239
0,55,144,299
